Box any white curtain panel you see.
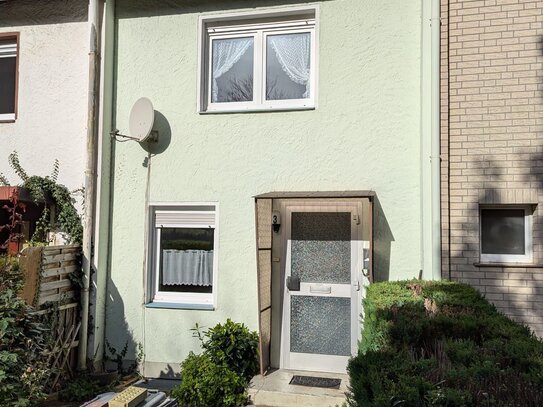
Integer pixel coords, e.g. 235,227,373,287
162,249,213,286
212,37,253,102
269,33,311,98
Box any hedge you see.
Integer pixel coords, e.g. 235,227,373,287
347,280,543,407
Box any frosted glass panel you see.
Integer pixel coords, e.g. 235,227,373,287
290,296,351,356
291,212,351,284
481,209,525,254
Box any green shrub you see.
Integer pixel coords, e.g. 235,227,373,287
171,352,249,407
0,256,50,406
173,320,259,407
193,318,259,382
348,280,543,407
58,376,106,402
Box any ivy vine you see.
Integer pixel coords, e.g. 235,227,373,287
1,151,83,245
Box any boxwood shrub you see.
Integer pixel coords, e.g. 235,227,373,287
348,280,543,407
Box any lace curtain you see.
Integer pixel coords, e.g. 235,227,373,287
269,33,311,98
162,249,213,286
212,37,253,102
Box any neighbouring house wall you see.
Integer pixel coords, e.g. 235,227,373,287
0,0,88,199
441,0,543,336
105,0,424,376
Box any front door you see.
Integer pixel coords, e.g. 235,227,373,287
280,202,364,373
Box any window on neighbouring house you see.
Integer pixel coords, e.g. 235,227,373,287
149,205,218,307
480,206,533,263
0,36,18,121
200,11,317,112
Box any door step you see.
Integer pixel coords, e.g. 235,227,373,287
249,369,348,407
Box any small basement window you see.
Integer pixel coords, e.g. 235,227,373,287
480,206,533,263
0,35,18,121
199,9,317,112
149,204,218,308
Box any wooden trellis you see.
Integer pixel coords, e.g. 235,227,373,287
19,244,82,389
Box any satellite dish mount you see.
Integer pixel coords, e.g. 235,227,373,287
111,97,158,143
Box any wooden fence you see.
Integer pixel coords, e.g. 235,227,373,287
19,244,82,388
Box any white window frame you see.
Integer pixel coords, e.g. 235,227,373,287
479,205,533,264
148,203,219,308
0,34,18,122
197,7,319,113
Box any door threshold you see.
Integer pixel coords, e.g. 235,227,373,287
249,369,348,407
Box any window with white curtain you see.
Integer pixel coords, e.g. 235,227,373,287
0,35,18,122
148,204,218,308
199,11,317,112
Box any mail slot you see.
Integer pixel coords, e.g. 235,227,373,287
309,284,332,294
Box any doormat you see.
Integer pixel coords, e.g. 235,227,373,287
289,375,341,389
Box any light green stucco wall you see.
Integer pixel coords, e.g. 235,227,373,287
104,0,425,376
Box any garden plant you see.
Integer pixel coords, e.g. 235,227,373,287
171,319,259,407
348,280,543,407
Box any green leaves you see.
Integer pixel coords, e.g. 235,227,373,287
171,352,249,407
3,151,83,245
348,280,543,406
173,320,259,407
0,256,50,406
196,318,259,382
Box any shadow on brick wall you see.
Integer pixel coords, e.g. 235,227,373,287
446,35,543,337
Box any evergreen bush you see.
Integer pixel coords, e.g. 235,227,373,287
172,319,259,407
171,352,249,407
348,280,543,407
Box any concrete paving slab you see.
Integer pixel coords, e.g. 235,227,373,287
249,369,348,407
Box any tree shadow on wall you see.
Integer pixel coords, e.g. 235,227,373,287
446,35,543,337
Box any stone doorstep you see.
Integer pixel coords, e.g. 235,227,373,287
249,369,348,407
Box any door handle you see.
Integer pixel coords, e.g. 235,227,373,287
286,276,300,291
353,280,361,291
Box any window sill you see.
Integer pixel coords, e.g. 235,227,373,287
474,262,543,268
0,120,16,124
199,105,315,114
145,302,215,310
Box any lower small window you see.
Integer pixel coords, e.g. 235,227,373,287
480,206,533,263
149,204,218,307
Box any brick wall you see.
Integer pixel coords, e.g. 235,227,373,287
441,0,543,336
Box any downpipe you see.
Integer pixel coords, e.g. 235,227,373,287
79,0,101,370
431,0,442,280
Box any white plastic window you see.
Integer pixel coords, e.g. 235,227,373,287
0,36,18,121
480,206,533,264
200,13,317,112
149,204,218,307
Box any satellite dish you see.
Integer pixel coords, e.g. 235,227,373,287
129,97,155,142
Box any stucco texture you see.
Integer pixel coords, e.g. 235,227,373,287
106,0,423,374
0,0,88,197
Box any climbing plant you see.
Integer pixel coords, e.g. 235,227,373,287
0,151,83,245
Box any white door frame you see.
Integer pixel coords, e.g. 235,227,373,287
279,200,364,374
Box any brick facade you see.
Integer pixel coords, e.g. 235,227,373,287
441,0,543,336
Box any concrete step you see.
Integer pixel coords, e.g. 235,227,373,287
249,369,348,407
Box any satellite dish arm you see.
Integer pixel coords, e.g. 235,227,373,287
110,128,158,143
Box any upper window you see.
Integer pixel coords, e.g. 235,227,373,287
149,204,218,308
0,35,18,121
480,206,533,263
199,11,317,112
